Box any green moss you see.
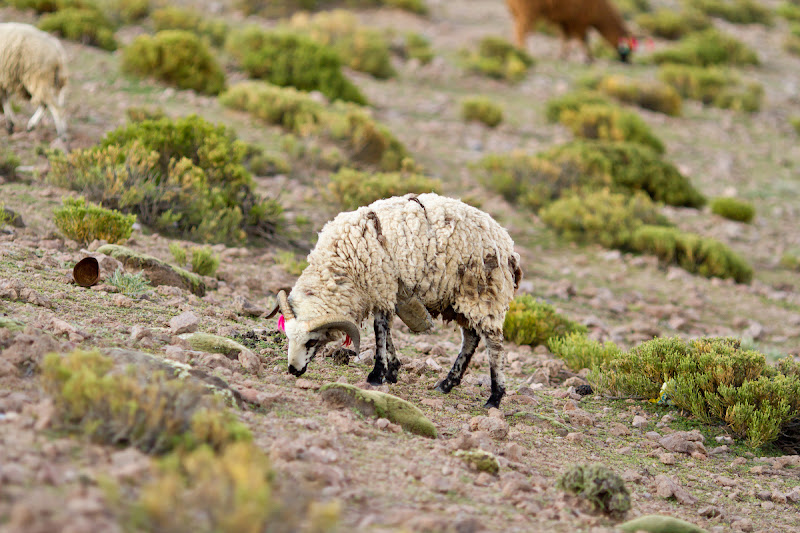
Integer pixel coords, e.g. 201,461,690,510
38,7,117,51
226,27,366,104
635,9,712,40
179,333,251,358
631,225,753,283
619,514,708,533
454,450,500,475
53,196,135,245
122,30,225,95
650,28,760,67
463,36,534,83
0,317,25,331
328,167,441,210
97,244,206,296
42,350,251,454
151,7,228,47
461,96,504,128
710,197,755,223
557,463,631,517
503,295,587,347
319,383,437,438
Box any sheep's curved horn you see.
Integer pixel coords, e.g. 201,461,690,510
307,316,361,354
265,290,294,320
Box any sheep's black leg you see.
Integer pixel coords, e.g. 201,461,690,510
484,334,506,409
2,97,15,134
385,327,401,384
367,311,390,385
435,327,480,394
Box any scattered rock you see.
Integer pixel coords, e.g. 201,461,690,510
455,450,500,475
610,423,631,436
632,415,648,428
731,518,754,532
655,474,698,505
169,311,199,334
659,453,676,465
564,408,596,427
421,398,444,410
469,415,509,439
658,431,706,455
698,506,721,518
295,378,319,390
96,244,206,296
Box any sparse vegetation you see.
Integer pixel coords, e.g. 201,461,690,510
122,30,226,95
556,102,666,153
463,36,534,82
0,149,20,180
42,350,252,454
548,333,623,373
461,96,504,128
168,242,187,266
658,64,763,112
588,75,682,116
53,196,135,245
107,268,151,298
274,250,308,276
190,246,220,277
711,197,755,223
503,295,587,347
225,27,366,104
635,9,711,40
38,7,118,50
558,464,631,517
151,6,228,47
650,28,760,66
328,167,441,210
399,32,434,64
692,0,773,25
237,0,427,17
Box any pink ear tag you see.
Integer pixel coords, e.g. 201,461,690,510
343,334,352,347
278,315,286,332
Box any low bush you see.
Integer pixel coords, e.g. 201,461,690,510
635,9,711,40
169,242,187,266
190,246,220,277
125,106,166,122
558,464,631,517
710,197,755,223
0,149,20,181
47,115,283,244
226,27,366,104
615,0,651,17
122,30,225,95
590,74,682,116
692,0,773,25
53,196,135,245
778,1,800,22
220,81,410,171
503,295,587,347
237,0,427,17
399,32,434,64
784,24,800,55
590,337,800,447
107,268,151,297
780,253,800,271
540,189,670,250
650,28,759,66
328,167,441,210
151,6,228,47
657,63,763,111
792,116,800,134
274,250,308,276
289,10,396,79
548,332,623,373
461,96,504,128
42,350,251,454
631,225,753,283
38,7,118,51
545,90,613,123
463,36,534,83
557,103,665,153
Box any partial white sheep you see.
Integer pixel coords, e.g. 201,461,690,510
0,22,69,138
267,193,522,408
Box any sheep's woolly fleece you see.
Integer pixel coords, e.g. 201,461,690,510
291,193,520,335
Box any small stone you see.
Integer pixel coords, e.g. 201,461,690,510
503,442,525,463
295,378,319,390
660,453,676,465
112,294,133,308
632,415,648,428
421,398,444,410
730,457,747,467
698,505,721,518
645,431,661,441
609,423,631,436
375,418,390,430
425,358,442,371
474,472,494,486
761,501,775,510
169,311,199,334
566,432,585,443
655,474,697,505
732,518,754,532
770,491,787,504
564,408,596,427
715,435,733,444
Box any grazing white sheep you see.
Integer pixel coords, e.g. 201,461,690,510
267,193,522,408
0,22,69,138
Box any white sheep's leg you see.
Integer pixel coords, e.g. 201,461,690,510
26,105,46,131
435,327,480,394
2,97,16,134
484,334,507,409
367,311,392,385
48,105,68,139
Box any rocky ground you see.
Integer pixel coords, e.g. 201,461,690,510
2,0,800,531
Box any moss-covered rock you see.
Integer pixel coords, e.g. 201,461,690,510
0,317,25,331
319,383,437,438
96,244,206,296
619,514,708,533
557,463,630,517
178,333,249,358
454,450,500,474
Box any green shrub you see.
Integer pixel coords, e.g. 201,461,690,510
38,7,118,50
591,74,682,116
122,30,225,95
53,196,135,245
556,103,665,153
540,141,705,208
220,81,410,171
558,464,631,517
692,0,773,25
545,90,614,123
6,0,91,13
237,0,427,17
274,250,308,276
289,10,396,79
650,28,759,66
151,6,228,47
463,36,534,83
503,295,587,347
710,197,755,223
631,225,753,283
657,63,762,111
190,246,220,277
615,0,651,17
226,27,366,104
780,253,800,271
591,337,800,448
777,1,800,22
461,96,503,128
169,242,187,266
328,167,441,210
125,105,166,122
400,32,434,64
548,332,623,372
47,115,283,244
635,9,711,40
0,149,20,181
792,116,800,134
785,24,800,55
107,268,151,297
42,350,251,454
540,189,670,249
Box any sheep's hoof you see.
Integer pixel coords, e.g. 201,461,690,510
434,380,453,394
366,372,385,386
483,398,502,409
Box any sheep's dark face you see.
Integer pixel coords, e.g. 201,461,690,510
284,319,337,376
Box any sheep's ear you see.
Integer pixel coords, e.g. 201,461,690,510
307,316,360,354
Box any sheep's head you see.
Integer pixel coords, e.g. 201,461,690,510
266,290,360,377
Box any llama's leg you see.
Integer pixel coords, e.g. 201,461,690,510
580,33,594,64
435,327,480,394
367,310,391,385
26,105,46,131
511,10,533,49
385,326,401,384
484,333,507,409
2,96,16,134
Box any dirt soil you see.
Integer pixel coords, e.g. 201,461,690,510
2,0,800,532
